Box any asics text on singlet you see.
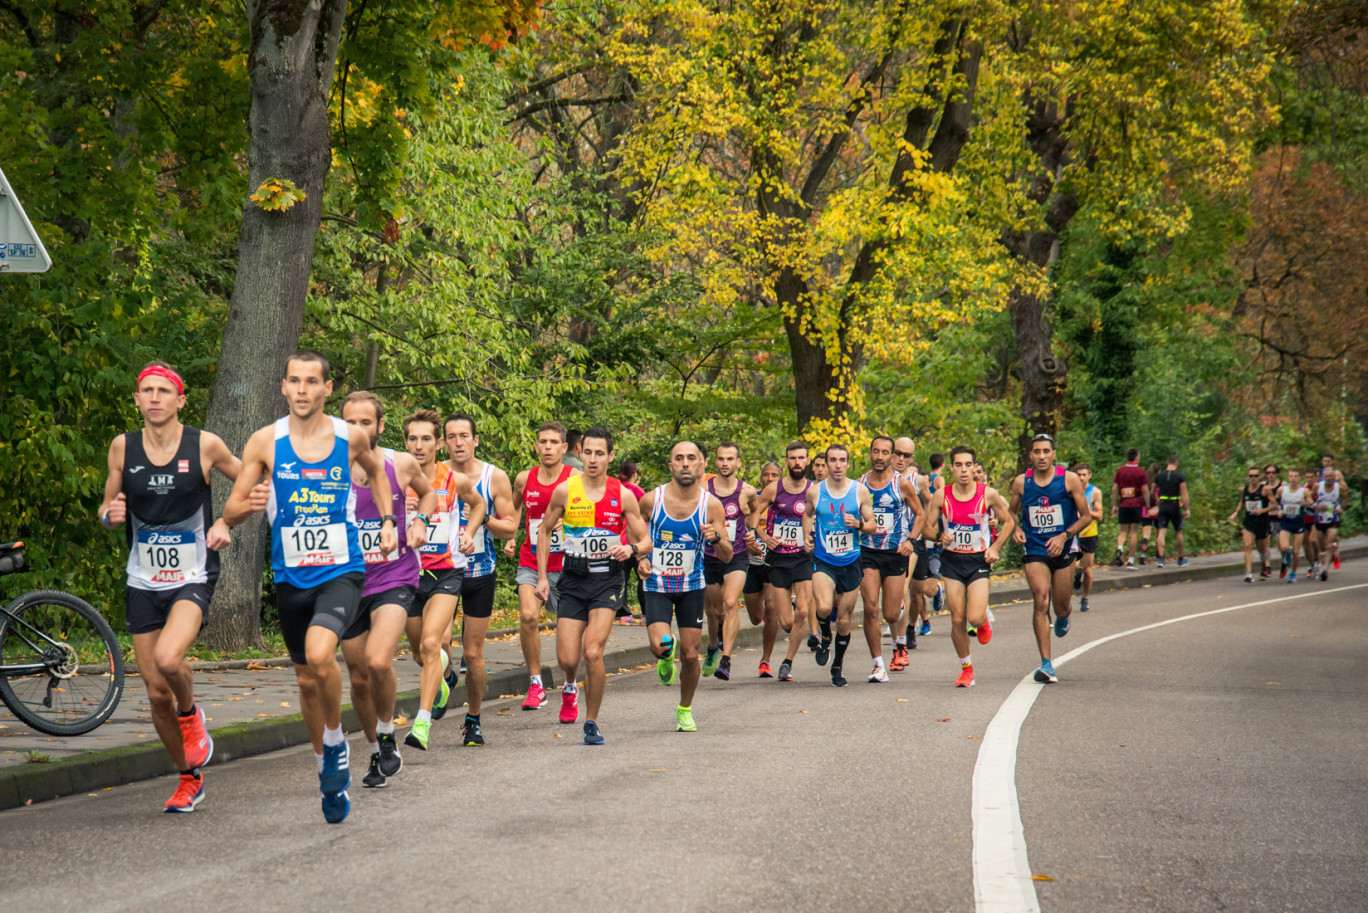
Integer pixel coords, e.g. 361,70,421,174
267,416,364,588
123,427,216,590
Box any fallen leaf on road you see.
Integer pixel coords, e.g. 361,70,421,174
394,716,408,726
498,694,520,699
498,708,511,715
895,698,908,703
279,702,291,708
1032,874,1055,882
967,735,980,740
553,733,562,739
24,799,32,806
798,710,809,714
256,713,274,718
1141,584,1151,589
649,768,666,772
1266,682,1281,685
936,718,951,723
230,697,244,702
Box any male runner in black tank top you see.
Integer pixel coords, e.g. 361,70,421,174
98,362,240,813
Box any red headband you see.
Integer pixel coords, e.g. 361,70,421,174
136,366,184,396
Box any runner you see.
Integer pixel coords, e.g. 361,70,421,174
505,421,575,710
744,461,782,673
98,362,241,813
444,412,517,747
1262,463,1282,577
924,446,1016,688
401,410,484,752
803,445,876,688
1069,463,1103,612
1311,465,1343,581
1151,455,1190,570
749,442,815,681
702,441,759,682
1137,462,1161,565
1228,467,1275,583
1008,434,1091,684
535,427,651,744
1275,468,1311,583
223,350,395,824
338,393,434,788
858,437,925,678
563,429,584,470
811,453,829,482
909,448,945,638
638,442,732,731
1111,449,1148,569
616,460,648,624
889,437,928,649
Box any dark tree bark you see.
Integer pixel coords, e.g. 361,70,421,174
1001,97,1079,464
202,0,348,650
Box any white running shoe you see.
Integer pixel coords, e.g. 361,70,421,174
868,662,889,684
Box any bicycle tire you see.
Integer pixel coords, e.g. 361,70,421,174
0,589,125,736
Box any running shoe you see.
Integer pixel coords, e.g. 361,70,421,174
362,753,386,789
321,790,350,824
1333,551,1341,570
954,665,974,688
583,721,604,745
1320,568,1329,581
522,682,548,710
1244,573,1254,583
163,773,203,813
918,619,932,636
1054,615,1070,638
933,582,945,615
657,637,679,686
966,624,977,638
1125,561,1138,571
868,662,889,684
404,718,430,751
319,740,350,796
462,717,484,747
675,706,697,732
559,690,579,724
714,655,732,681
1137,555,1147,566
1287,573,1296,584
377,732,402,777
1156,558,1166,569
831,667,847,688
1279,560,1288,579
701,645,721,678
432,668,452,722
758,660,774,678
1260,564,1271,579
815,637,832,667
977,620,993,645
777,659,793,682
458,655,467,675
1177,558,1189,568
806,633,820,652
1073,568,1083,591
1113,547,1124,567
1034,658,1058,684
890,644,909,671
1079,597,1090,612
178,704,213,771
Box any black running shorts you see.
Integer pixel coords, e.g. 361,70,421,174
125,583,213,636
766,551,813,589
643,590,706,629
275,572,365,665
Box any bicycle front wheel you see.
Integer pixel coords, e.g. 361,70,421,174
0,590,125,736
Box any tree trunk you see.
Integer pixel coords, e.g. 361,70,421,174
202,0,348,651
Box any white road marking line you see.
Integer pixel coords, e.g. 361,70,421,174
971,581,1368,913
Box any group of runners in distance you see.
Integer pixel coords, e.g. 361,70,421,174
96,353,1353,824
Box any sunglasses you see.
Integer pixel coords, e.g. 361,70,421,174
1247,473,1260,478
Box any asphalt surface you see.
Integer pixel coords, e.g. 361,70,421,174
2,561,1365,913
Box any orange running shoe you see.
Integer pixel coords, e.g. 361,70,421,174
163,773,203,813
178,705,213,770
954,664,975,688
976,620,993,645
758,660,774,678
889,644,909,671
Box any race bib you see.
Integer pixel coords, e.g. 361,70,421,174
873,509,895,534
528,518,565,553
1028,504,1063,530
420,510,449,555
136,529,202,584
460,523,485,554
282,523,349,568
565,533,614,560
1121,486,1136,499
725,519,738,542
1245,499,1262,514
358,519,397,564
950,527,983,552
1316,503,1336,522
651,545,696,578
749,540,767,566
823,529,855,555
774,520,803,547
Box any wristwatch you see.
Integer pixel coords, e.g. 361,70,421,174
414,513,430,528
381,514,397,526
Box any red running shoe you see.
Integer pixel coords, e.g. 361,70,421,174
558,690,579,724
163,773,203,813
976,620,993,645
178,705,213,770
889,644,909,671
1333,551,1341,570
522,683,547,711
954,665,975,688
757,660,774,678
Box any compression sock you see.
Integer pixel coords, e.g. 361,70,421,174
818,615,833,640
833,634,851,668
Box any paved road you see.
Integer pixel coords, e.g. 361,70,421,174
3,564,1365,913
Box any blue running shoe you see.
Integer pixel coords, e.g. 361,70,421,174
1034,659,1058,684
320,740,351,795
583,721,604,745
918,619,931,636
321,789,350,824
1054,614,1071,638
932,582,945,615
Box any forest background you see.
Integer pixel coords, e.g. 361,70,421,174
2,0,1365,651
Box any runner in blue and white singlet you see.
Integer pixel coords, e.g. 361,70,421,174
267,415,365,588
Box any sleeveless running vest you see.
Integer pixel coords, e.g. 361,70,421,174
413,462,457,571
706,477,746,558
813,480,861,566
355,449,419,595
943,483,990,555
519,464,572,572
860,472,906,551
123,427,216,591
460,462,498,578
644,487,709,594
1080,484,1099,537
1021,466,1077,556
1242,483,1270,519
267,416,364,588
766,480,810,555
1314,480,1341,524
1279,483,1306,517
561,475,626,575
